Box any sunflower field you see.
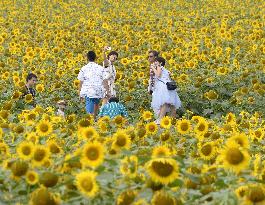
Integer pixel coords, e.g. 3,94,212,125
0,0,265,204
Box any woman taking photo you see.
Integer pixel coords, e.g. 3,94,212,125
102,46,119,105
151,56,181,125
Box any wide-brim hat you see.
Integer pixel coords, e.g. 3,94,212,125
57,100,67,105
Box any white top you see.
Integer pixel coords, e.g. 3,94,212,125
102,60,116,97
78,62,106,98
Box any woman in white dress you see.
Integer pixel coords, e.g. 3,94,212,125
102,47,119,105
151,57,181,124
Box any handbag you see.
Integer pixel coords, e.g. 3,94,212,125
157,78,177,90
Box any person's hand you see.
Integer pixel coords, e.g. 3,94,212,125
106,91,111,98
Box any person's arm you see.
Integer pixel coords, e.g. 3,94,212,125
103,47,109,67
79,81,83,96
98,105,106,117
77,68,85,101
102,67,111,97
151,63,162,78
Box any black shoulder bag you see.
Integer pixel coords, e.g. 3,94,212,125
157,78,177,90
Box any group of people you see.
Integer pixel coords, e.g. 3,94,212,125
21,48,182,124
77,47,128,120
77,48,181,124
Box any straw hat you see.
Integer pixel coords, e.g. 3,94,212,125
57,100,66,105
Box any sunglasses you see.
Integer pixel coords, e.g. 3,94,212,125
148,55,154,58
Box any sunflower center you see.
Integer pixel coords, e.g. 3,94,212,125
84,130,94,138
28,174,36,181
198,123,205,131
34,149,46,161
149,125,156,132
114,116,123,124
116,136,126,147
255,131,261,138
81,179,93,192
226,148,244,165
163,120,169,125
86,147,99,160
201,144,212,156
152,161,174,177
50,144,60,154
180,122,188,131
249,187,265,202
22,146,31,155
40,124,49,132
79,120,90,127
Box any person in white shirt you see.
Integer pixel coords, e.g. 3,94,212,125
78,51,107,119
102,46,119,105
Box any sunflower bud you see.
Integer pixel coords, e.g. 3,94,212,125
30,187,59,205
11,160,28,177
39,172,59,187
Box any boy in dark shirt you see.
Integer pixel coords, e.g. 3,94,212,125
21,73,37,108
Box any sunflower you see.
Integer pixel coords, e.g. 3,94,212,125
32,145,50,167
36,120,53,137
26,171,39,185
219,141,250,173
47,140,62,154
24,94,33,103
112,130,131,150
226,132,249,149
136,126,147,138
75,170,99,198
10,160,29,177
160,131,171,142
29,187,60,205
146,158,179,185
145,122,158,135
117,190,137,205
244,184,265,205
151,191,177,205
12,91,22,100
160,116,172,129
113,115,126,127
152,146,171,158
36,84,44,92
194,119,209,136
120,155,138,178
250,128,265,142
39,172,59,188
26,132,39,144
0,142,10,159
176,119,191,135
226,112,237,125
17,141,34,160
120,57,130,65
78,117,94,129
79,126,99,140
142,111,153,121
81,141,104,168
198,142,216,160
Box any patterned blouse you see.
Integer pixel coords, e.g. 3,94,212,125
98,102,128,119
78,62,106,98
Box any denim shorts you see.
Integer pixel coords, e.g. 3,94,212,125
85,97,101,114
